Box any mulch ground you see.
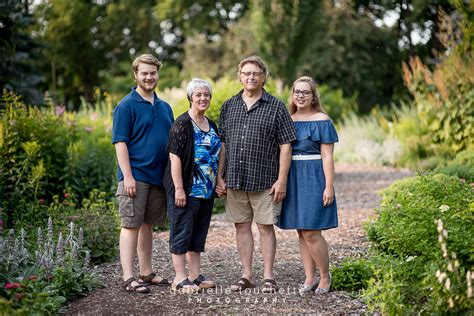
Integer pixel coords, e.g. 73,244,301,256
63,163,411,314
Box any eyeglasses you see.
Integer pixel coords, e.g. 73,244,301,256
293,90,312,97
240,71,264,77
193,92,211,99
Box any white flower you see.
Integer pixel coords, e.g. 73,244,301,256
447,262,453,272
442,229,448,238
406,256,415,262
448,298,454,308
445,278,451,290
439,205,450,213
454,260,459,268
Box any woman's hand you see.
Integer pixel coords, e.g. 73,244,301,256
175,188,186,207
215,175,227,197
323,186,334,207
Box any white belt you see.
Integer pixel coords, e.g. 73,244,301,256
292,154,321,160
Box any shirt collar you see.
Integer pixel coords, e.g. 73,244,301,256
237,88,271,103
130,87,159,104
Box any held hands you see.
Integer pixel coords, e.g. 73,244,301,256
323,186,335,207
269,179,287,203
175,188,186,207
215,175,227,197
124,176,137,198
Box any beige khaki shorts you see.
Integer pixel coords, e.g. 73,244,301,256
225,189,282,225
116,181,167,228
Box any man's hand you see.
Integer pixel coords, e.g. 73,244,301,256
215,175,227,197
124,176,137,198
175,188,186,207
269,179,287,203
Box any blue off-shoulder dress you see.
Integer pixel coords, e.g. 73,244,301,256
277,120,339,230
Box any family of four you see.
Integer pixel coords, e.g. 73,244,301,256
111,54,339,296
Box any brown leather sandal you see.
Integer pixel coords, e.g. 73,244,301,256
138,272,170,286
262,279,279,293
230,277,256,292
122,277,150,293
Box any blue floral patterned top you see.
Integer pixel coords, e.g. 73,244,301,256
189,121,222,199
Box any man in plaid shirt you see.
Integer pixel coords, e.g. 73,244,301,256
216,56,296,293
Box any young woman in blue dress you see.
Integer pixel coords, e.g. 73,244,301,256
277,76,339,295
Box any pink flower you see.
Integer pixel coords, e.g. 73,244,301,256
4,282,22,289
27,275,38,281
39,198,46,205
64,193,70,198
55,105,65,116
84,126,94,133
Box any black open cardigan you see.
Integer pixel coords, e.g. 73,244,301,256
163,111,219,195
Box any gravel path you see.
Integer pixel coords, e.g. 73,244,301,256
63,163,411,314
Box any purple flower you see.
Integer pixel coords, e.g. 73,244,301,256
55,105,65,116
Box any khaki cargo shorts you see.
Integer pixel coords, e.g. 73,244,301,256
225,189,282,225
115,181,167,228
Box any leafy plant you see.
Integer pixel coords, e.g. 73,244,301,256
332,258,373,292
362,173,474,313
0,217,101,314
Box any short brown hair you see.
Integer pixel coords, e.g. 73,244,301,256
238,55,268,84
132,54,162,73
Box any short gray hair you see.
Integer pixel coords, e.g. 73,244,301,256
186,78,212,102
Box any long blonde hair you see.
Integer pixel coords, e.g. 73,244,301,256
289,76,326,115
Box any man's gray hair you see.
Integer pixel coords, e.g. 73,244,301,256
238,55,268,84
186,78,212,101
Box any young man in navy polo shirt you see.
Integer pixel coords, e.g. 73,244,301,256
112,54,174,293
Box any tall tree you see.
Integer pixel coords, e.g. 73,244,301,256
352,0,455,62
1,0,43,105
36,0,107,107
250,0,325,84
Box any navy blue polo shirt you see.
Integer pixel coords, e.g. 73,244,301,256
112,87,174,186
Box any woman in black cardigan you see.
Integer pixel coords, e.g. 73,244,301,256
163,78,221,294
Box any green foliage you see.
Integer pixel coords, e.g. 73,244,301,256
64,191,120,263
0,92,72,223
0,91,116,225
391,103,433,167
404,52,473,154
434,149,474,182
332,258,373,292
362,173,474,313
0,0,44,105
367,174,472,260
0,218,101,314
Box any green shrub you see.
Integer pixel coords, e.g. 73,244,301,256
363,173,474,313
0,91,116,228
367,174,472,261
332,258,373,292
403,52,473,154
434,149,474,182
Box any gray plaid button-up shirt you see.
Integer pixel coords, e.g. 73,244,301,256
218,89,296,192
